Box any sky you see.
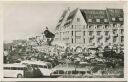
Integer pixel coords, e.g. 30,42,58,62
3,1,125,42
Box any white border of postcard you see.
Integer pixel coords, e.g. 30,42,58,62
0,0,128,81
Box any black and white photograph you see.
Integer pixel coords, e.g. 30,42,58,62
3,1,125,79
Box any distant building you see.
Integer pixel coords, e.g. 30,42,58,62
55,8,124,52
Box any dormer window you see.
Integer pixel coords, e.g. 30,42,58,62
119,18,123,21
104,19,108,22
88,19,92,22
96,19,100,22
112,18,116,21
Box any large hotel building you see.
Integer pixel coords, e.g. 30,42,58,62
55,8,124,52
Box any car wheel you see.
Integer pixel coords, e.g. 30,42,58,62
17,74,23,78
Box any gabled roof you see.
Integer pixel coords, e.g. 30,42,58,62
56,8,124,29
56,10,68,29
106,9,124,24
80,9,109,24
64,8,78,26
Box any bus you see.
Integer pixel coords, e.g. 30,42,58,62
4,64,26,78
21,60,53,76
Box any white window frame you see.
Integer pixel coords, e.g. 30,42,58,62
119,18,123,21
96,19,100,22
104,19,108,22
112,18,116,21
88,19,92,22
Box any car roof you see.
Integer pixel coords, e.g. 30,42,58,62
21,60,48,66
4,63,26,67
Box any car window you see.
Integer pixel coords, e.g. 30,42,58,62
53,70,58,74
87,71,91,74
67,71,72,74
47,64,52,69
4,67,10,70
11,67,17,70
38,65,44,68
79,71,85,74
59,70,64,74
44,65,47,68
72,70,79,74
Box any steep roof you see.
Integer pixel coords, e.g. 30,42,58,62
56,10,68,29
80,9,109,24
64,8,78,26
56,8,124,29
106,9,124,24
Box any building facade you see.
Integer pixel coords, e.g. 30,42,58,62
55,8,124,52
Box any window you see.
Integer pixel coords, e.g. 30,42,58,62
83,31,85,36
53,70,58,74
38,65,44,68
59,70,64,74
87,71,91,74
119,18,123,21
93,43,95,46
96,19,100,22
80,71,86,75
72,25,73,29
88,19,92,22
105,31,109,36
4,67,10,70
113,29,117,34
113,24,117,27
121,29,124,34
89,25,91,29
84,38,85,43
112,18,116,21
89,31,93,36
77,18,80,22
72,38,73,43
113,36,117,43
67,71,72,74
105,38,108,42
72,71,79,74
97,38,100,43
121,36,124,42
89,39,92,43
104,19,108,22
97,31,101,36
97,25,101,29
105,25,108,29
11,67,17,70
44,65,47,68
72,31,73,36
